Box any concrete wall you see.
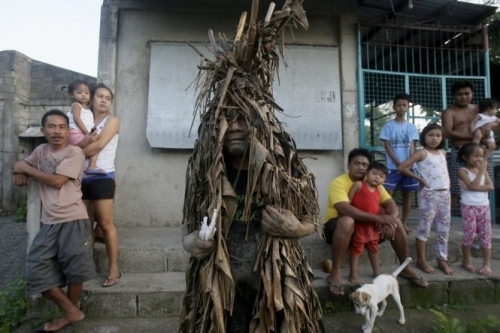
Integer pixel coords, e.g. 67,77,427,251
99,0,360,227
0,50,96,211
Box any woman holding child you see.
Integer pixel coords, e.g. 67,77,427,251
79,83,121,287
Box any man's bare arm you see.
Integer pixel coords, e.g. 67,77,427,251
12,161,69,189
335,201,397,228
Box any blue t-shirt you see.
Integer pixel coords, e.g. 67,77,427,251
379,120,419,170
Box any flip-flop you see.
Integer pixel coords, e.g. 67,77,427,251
478,267,492,276
328,278,345,296
400,274,429,288
461,264,478,274
102,273,122,287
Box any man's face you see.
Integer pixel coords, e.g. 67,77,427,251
41,115,69,148
224,111,250,156
348,155,370,180
454,87,473,107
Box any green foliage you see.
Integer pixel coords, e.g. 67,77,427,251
0,278,27,333
322,301,335,315
14,204,27,223
431,309,500,333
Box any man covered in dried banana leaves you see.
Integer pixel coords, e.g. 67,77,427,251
180,1,325,332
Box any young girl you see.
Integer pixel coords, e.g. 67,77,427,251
457,142,494,276
398,123,455,275
66,80,102,173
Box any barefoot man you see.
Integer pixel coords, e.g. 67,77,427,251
441,81,479,209
12,110,95,332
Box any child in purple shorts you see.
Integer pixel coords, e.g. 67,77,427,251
380,93,420,234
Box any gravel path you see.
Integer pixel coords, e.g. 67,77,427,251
0,214,27,290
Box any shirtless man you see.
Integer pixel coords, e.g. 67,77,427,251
442,81,495,207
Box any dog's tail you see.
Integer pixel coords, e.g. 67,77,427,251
391,257,412,277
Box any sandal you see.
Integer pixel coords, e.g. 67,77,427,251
400,274,429,288
478,267,492,276
461,264,478,274
102,273,122,287
328,278,345,296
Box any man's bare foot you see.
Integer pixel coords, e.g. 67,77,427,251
42,310,84,331
348,276,363,286
416,261,436,274
437,260,456,276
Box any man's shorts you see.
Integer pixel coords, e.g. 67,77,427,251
82,178,115,200
26,219,96,296
323,216,385,245
323,217,340,245
448,148,460,196
383,169,419,191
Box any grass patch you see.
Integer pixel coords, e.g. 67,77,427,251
14,204,27,223
0,278,27,333
431,309,500,333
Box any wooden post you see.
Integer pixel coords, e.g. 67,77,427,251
26,180,41,252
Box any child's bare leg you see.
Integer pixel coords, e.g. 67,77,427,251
416,238,436,274
484,141,495,161
349,254,363,285
472,129,482,144
401,191,412,234
367,250,380,277
88,154,99,170
437,259,455,275
480,247,492,275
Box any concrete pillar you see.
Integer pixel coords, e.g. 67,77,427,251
339,11,360,161
26,180,41,252
98,0,119,114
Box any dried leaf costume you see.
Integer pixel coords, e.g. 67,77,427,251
180,1,324,332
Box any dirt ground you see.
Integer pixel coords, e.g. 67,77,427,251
0,214,27,291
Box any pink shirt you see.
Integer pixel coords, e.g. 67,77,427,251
25,144,88,224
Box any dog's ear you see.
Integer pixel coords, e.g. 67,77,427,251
361,291,371,303
349,291,358,301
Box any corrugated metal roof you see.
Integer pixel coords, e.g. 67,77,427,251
19,126,44,138
359,0,497,26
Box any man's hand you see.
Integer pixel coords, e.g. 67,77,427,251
261,205,305,238
375,215,398,229
480,123,491,138
182,230,215,260
13,173,29,187
378,222,398,240
12,161,29,174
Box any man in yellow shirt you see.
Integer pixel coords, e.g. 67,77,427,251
324,148,428,295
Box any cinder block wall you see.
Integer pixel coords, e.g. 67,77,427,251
0,50,96,211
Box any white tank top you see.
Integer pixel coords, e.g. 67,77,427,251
416,149,450,190
67,103,94,131
94,115,119,173
460,168,489,206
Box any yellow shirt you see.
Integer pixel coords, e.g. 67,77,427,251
324,173,391,223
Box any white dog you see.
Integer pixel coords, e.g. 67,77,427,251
349,257,412,333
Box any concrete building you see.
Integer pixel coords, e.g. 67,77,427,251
98,0,358,227
97,0,497,228
0,50,96,211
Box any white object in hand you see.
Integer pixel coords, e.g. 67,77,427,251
199,209,218,241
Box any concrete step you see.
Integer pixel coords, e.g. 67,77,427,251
77,260,500,318
93,227,188,274
81,272,185,318
99,224,500,274
15,303,500,333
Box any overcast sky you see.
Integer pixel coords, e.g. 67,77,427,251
0,0,102,77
